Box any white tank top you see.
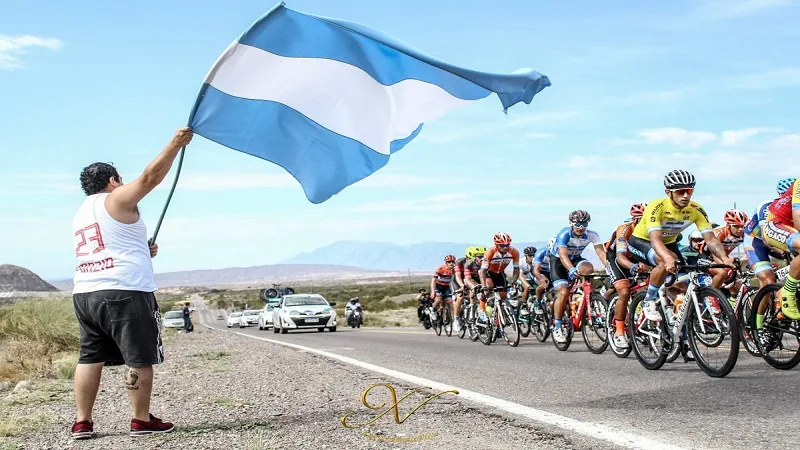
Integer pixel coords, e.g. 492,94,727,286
72,193,157,294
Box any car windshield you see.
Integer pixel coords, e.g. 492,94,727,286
244,310,260,316
230,312,242,317
283,296,328,307
165,311,182,319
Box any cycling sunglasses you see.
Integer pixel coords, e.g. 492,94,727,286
670,188,694,196
572,221,589,228
498,244,510,248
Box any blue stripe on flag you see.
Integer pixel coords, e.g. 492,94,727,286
192,86,395,203
237,4,549,109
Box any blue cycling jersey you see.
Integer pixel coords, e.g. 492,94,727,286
533,247,551,272
550,226,602,259
744,199,774,239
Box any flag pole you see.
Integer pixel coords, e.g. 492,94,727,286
149,84,210,245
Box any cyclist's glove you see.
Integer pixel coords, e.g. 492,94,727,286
629,263,640,276
568,267,578,280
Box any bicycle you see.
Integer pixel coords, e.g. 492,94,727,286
457,286,480,341
605,271,650,358
628,262,740,378
728,267,761,357
747,263,800,370
530,285,555,343
476,286,520,347
551,273,610,353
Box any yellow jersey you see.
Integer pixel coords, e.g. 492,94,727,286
632,198,713,244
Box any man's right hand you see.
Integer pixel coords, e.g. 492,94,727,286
170,127,194,149
664,255,678,274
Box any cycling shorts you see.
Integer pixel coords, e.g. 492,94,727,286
627,235,685,267
549,255,590,288
745,236,774,275
433,284,453,301
604,248,629,289
762,212,800,255
486,270,508,289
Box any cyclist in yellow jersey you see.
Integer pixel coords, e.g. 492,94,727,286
627,169,735,321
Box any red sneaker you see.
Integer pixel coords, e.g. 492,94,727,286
71,420,96,440
130,414,175,436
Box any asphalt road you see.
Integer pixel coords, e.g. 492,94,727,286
197,303,794,450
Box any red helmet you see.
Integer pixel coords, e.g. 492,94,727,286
493,232,512,245
444,254,456,263
629,203,647,218
723,209,748,226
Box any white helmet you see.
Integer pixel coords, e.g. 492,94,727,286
664,169,696,190
689,230,702,240
547,237,556,250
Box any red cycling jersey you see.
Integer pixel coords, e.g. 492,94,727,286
481,246,520,274
433,264,454,286
768,178,800,224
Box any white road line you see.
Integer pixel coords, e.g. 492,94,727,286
199,322,683,450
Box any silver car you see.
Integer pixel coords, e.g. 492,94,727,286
162,310,185,329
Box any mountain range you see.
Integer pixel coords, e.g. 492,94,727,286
280,240,549,271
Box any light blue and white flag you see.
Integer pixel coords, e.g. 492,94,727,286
189,2,551,203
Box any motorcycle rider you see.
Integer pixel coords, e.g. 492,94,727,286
345,297,362,325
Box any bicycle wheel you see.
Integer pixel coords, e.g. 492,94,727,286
432,309,442,336
685,286,739,378
533,304,550,343
606,295,631,358
444,305,453,337
581,293,609,354
468,303,480,342
457,307,467,339
736,286,762,357
500,300,520,347
627,291,667,370
748,283,800,370
519,305,531,338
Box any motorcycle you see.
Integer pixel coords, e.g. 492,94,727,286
348,307,363,328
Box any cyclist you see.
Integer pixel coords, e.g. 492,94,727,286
478,233,520,323
628,169,735,322
697,209,748,289
416,288,431,326
519,246,538,311
453,246,483,331
463,245,486,299
762,177,800,319
550,210,608,343
532,238,554,308
604,202,652,349
430,255,457,322
745,178,794,289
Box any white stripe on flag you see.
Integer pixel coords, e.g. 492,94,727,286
204,43,476,155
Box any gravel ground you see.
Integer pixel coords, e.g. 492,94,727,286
0,326,593,450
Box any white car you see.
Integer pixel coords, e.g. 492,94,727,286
272,294,337,334
162,310,185,329
242,309,261,326
227,311,245,328
257,304,275,330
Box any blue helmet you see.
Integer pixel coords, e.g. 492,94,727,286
777,178,796,195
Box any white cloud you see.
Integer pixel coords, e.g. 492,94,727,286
637,127,717,149
524,132,555,139
719,128,781,146
612,127,783,149
0,35,62,70
693,0,791,20
606,89,689,107
767,134,800,150
728,68,800,91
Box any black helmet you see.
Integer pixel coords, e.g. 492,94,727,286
569,210,591,224
664,169,696,189
523,246,537,256
350,297,358,302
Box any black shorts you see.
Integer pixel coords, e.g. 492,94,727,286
604,249,627,286
627,236,685,267
72,289,165,368
549,255,589,288
487,270,507,288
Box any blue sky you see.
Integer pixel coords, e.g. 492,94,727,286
2,0,799,280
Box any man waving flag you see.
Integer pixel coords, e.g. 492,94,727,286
189,2,551,204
